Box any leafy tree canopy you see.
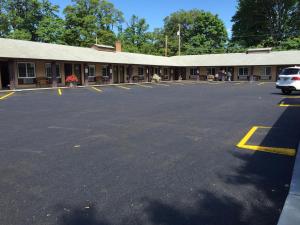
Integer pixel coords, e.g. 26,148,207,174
232,0,300,47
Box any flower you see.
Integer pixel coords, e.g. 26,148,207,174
66,75,79,83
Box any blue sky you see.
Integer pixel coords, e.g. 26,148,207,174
51,0,238,36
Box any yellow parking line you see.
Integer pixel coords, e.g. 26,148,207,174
136,83,153,88
153,83,169,87
116,85,131,90
0,92,15,100
91,87,103,92
258,82,265,85
278,101,300,107
57,88,62,96
236,126,296,156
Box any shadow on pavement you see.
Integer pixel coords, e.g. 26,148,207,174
56,108,300,225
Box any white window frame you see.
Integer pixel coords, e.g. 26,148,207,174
45,63,61,78
88,65,96,77
17,62,36,78
261,66,272,76
207,67,216,75
238,67,249,76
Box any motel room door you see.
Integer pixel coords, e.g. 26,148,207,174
0,62,10,89
74,64,82,85
119,66,125,83
113,66,119,83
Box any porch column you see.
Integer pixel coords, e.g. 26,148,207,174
84,64,89,86
51,62,57,88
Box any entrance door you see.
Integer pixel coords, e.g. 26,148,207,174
64,63,73,82
119,66,125,83
226,67,234,81
0,62,10,89
74,64,82,85
113,66,119,83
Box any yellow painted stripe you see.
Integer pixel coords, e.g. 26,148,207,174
237,126,259,147
136,84,153,88
117,85,131,90
0,92,15,100
238,144,295,156
236,126,295,156
258,82,265,85
91,87,103,92
234,82,241,85
278,101,300,107
58,88,62,96
153,83,169,86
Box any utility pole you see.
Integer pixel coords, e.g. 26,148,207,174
178,24,181,56
165,35,168,57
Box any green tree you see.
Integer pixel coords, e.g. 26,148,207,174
63,0,123,47
0,0,62,41
120,15,154,54
232,0,300,47
162,9,228,56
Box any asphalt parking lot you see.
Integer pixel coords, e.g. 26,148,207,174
0,81,300,225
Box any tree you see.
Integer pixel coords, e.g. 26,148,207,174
63,0,124,47
232,0,300,47
162,9,228,56
0,0,62,42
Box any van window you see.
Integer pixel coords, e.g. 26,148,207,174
280,68,300,75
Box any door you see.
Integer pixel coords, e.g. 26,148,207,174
0,62,10,89
74,64,82,85
113,66,119,83
64,63,73,83
119,66,125,83
226,67,234,81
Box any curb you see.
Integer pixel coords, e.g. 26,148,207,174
277,141,300,225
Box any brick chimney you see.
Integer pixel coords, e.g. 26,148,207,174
115,40,122,52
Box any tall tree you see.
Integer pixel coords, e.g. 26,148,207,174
119,15,153,53
63,0,124,47
232,0,300,47
0,0,62,41
162,9,228,55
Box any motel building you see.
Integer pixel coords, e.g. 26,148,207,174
0,38,299,90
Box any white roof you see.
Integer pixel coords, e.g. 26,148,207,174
0,38,299,67
171,51,300,67
0,38,174,66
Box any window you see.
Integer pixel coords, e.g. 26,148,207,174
261,66,271,76
238,67,249,76
280,68,300,75
88,65,96,77
18,63,36,78
138,67,144,75
164,68,168,75
102,66,109,77
154,68,161,75
190,68,198,75
207,67,216,75
45,63,61,78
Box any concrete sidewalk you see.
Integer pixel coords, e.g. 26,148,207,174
278,142,300,225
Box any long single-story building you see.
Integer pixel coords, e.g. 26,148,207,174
0,38,299,90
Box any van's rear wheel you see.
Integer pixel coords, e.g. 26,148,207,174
282,89,292,95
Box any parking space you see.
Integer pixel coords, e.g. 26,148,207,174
0,81,299,225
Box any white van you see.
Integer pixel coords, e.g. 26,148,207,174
276,66,300,94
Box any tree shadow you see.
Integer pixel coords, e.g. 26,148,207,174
143,191,248,225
